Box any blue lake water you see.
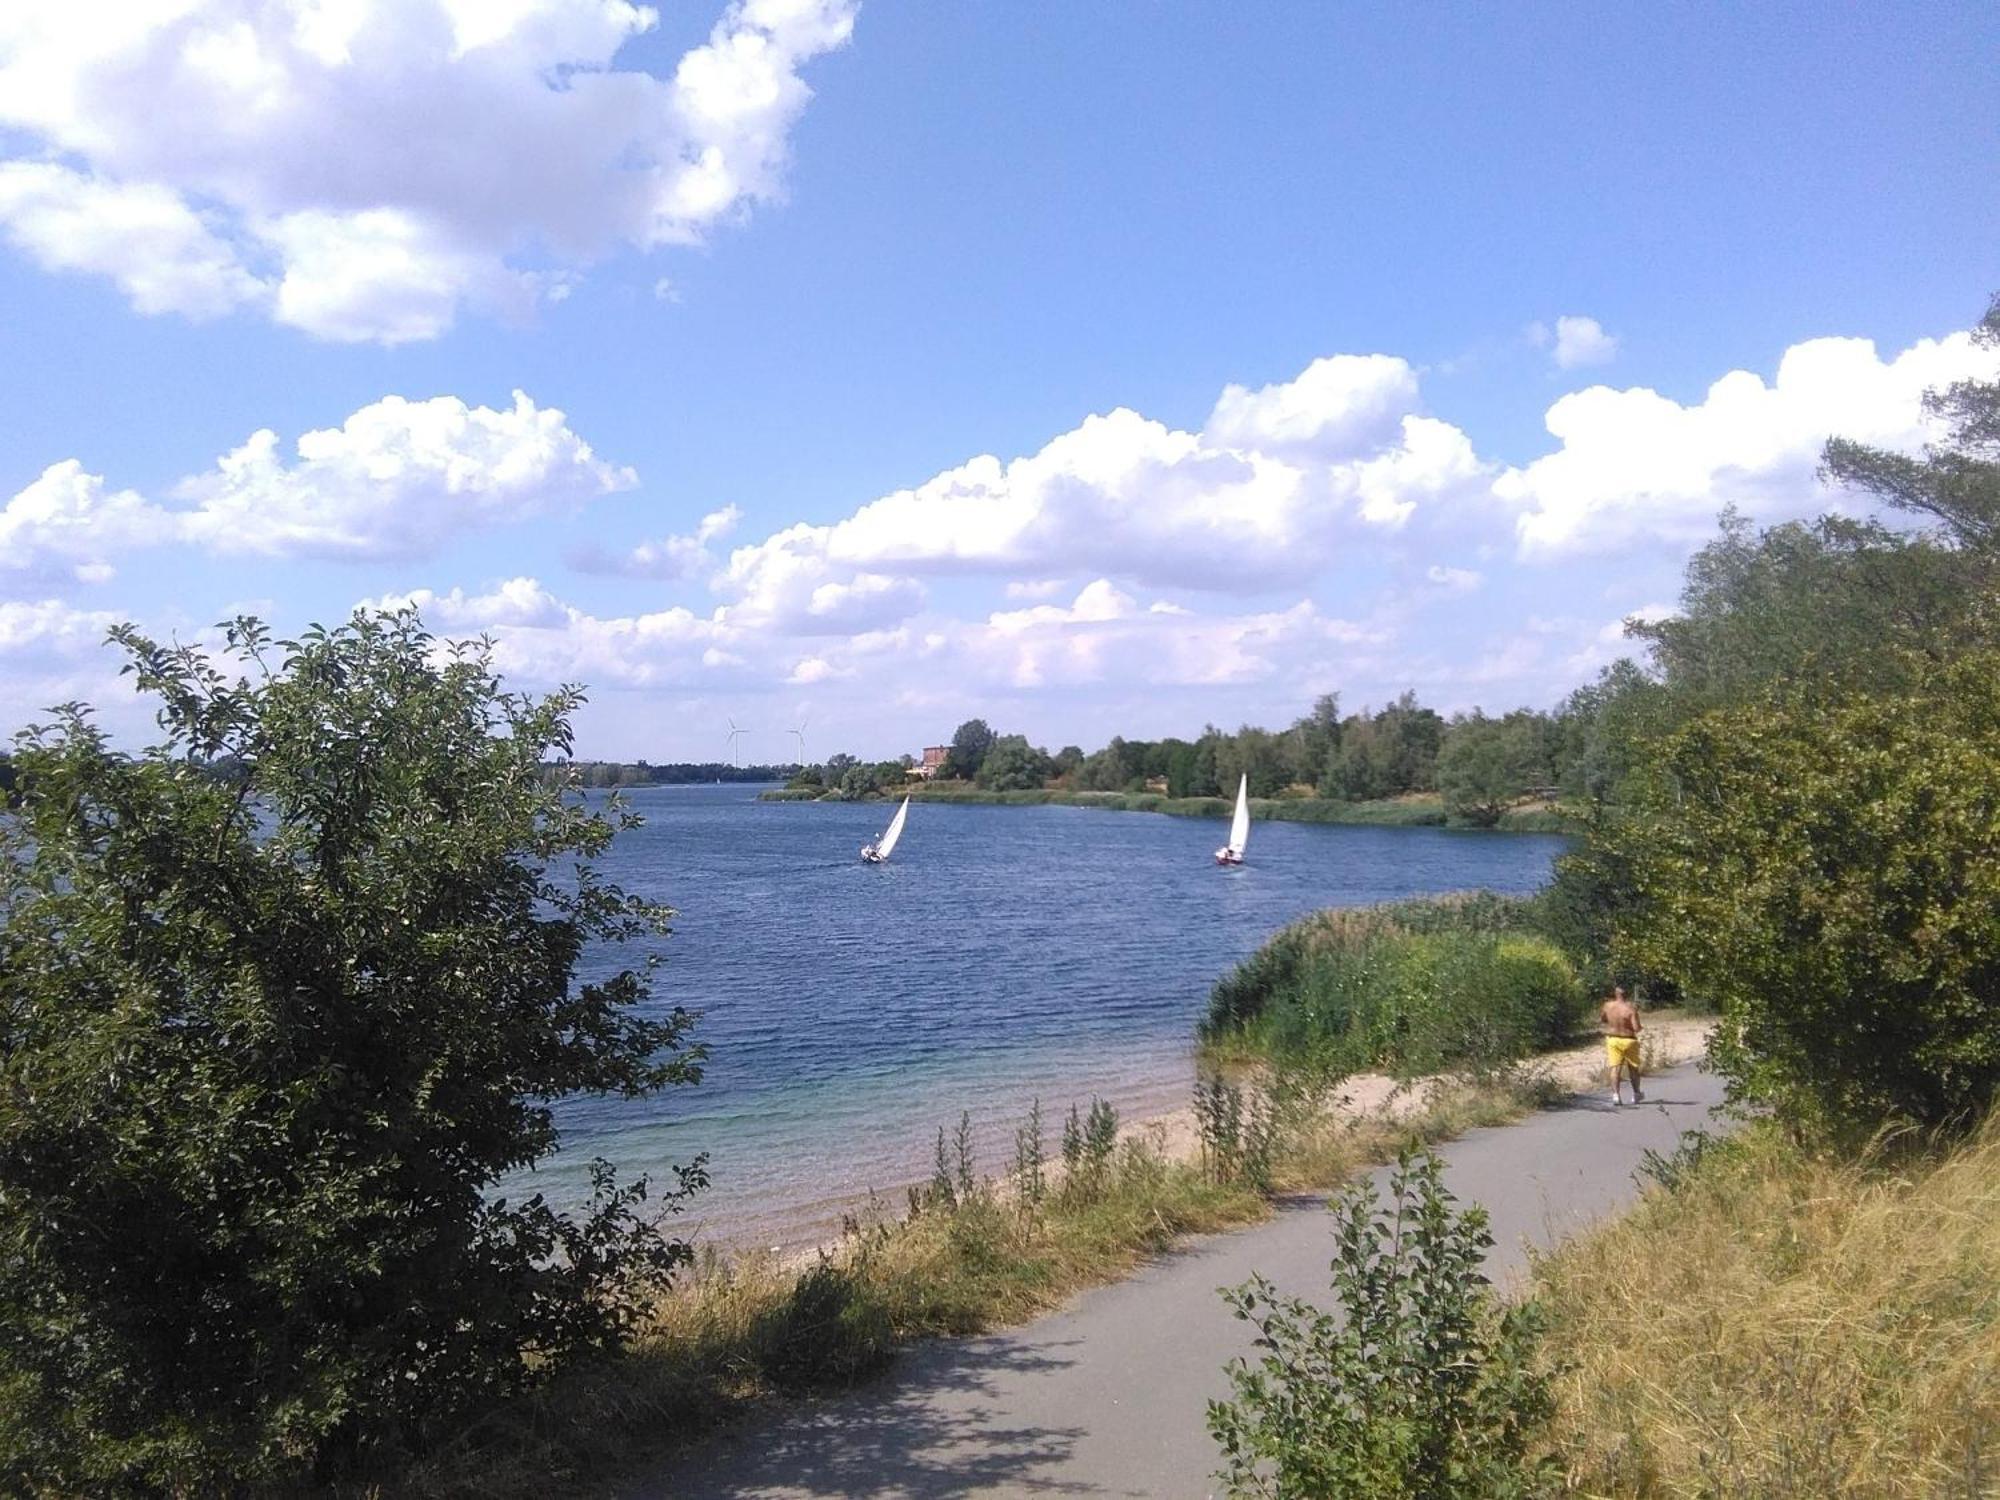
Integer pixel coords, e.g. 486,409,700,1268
528,785,1565,1249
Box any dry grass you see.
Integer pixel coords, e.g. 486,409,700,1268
397,1070,1566,1498
1532,1113,2000,1498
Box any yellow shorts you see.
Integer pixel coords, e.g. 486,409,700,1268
1606,1036,1642,1071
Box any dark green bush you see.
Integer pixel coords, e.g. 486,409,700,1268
0,614,703,1492
751,1261,894,1393
1616,651,2000,1134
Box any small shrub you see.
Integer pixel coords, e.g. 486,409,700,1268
1635,1128,1724,1193
1208,1149,1557,1499
1013,1098,1047,1212
1194,1075,1244,1183
926,1124,957,1213
750,1260,894,1393
953,1110,976,1203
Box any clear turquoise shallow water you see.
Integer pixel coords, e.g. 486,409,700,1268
525,785,1565,1249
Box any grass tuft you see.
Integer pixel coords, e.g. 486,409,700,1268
1532,1111,2000,1498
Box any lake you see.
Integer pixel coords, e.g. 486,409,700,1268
526,784,1566,1250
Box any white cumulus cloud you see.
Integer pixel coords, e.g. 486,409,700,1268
1498,330,2000,557
0,597,122,658
1,461,172,594
572,503,743,579
1,391,630,585
0,0,856,341
1539,314,1618,369
1425,564,1482,591
361,575,738,689
717,354,1493,623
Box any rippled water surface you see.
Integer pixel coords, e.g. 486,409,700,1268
529,785,1565,1248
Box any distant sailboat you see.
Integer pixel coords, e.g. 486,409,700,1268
1215,775,1250,866
861,796,909,864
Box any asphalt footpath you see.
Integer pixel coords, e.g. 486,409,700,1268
638,1061,1728,1500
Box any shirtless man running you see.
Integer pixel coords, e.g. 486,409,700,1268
1601,985,1643,1107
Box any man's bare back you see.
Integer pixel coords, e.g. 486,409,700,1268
1601,994,1640,1037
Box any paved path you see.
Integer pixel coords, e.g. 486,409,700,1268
640,1064,1726,1500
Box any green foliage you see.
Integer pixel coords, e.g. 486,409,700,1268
749,1260,894,1393
896,684,1580,816
1192,1075,1287,1192
557,759,796,788
1013,1097,1047,1211
1058,1097,1120,1203
976,733,1053,791
1202,896,1581,1078
829,759,908,799
1821,290,2000,555
1436,711,1542,826
1209,1149,1557,1499
942,717,996,780
0,612,704,1491
1074,734,1143,792
1612,651,2000,1133
1325,692,1445,801
1631,511,1988,717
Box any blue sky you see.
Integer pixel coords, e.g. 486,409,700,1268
1,1,1994,763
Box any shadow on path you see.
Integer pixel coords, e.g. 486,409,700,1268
645,1336,1102,1499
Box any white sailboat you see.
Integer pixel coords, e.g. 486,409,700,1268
1214,774,1250,866
861,796,909,864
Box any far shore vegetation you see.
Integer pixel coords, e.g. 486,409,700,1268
545,758,800,788
765,689,1587,831
2,293,1996,1496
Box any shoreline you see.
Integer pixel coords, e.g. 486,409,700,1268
743,1016,1715,1279
758,783,1572,834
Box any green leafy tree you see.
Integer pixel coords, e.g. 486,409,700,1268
1216,726,1290,799
1436,711,1539,826
1377,691,1445,794
838,761,884,799
1209,1150,1555,1498
1821,290,2000,554
1630,511,1983,715
1051,744,1085,780
0,613,704,1491
942,718,996,780
1188,731,1224,798
1613,651,2000,1134
1075,735,1140,792
977,734,1053,791
1289,693,1342,793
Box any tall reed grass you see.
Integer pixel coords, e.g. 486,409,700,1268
1202,893,1587,1077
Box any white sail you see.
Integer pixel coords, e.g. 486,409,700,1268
875,796,910,860
1226,774,1251,856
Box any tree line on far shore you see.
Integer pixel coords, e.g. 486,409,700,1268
788,694,1595,828
541,758,803,788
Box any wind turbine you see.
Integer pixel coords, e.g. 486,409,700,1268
788,715,809,764
725,718,750,768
